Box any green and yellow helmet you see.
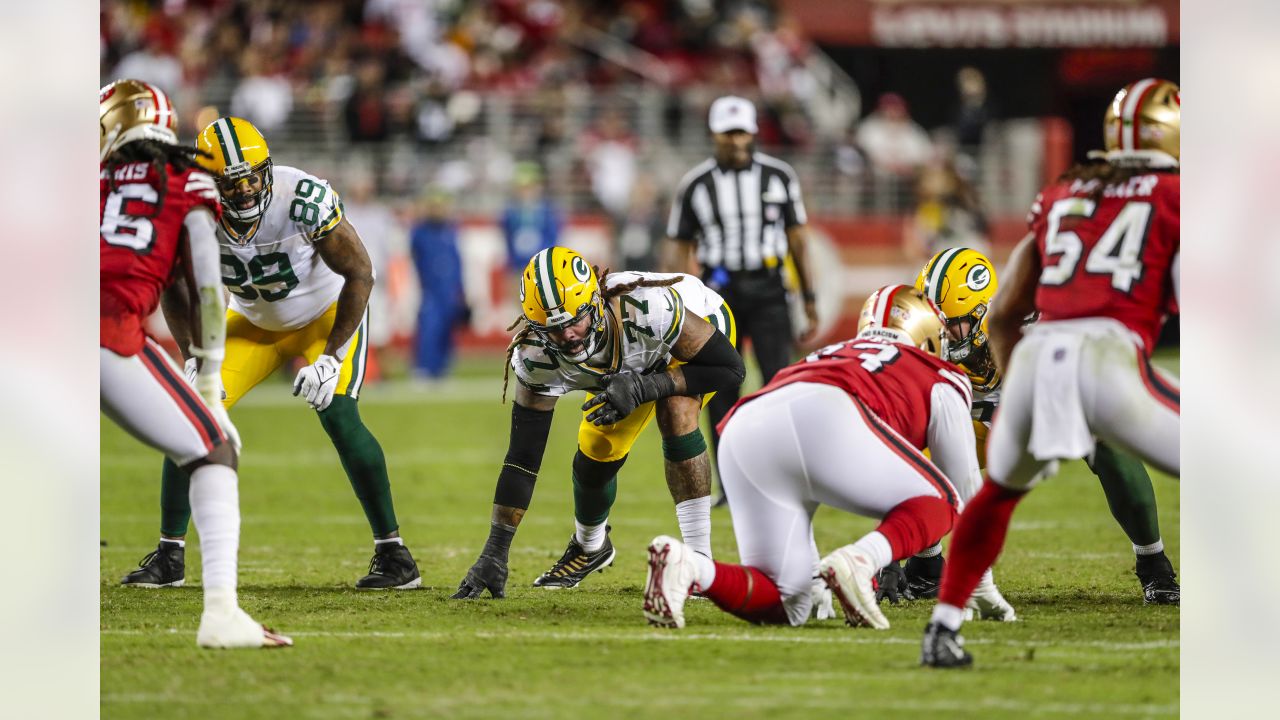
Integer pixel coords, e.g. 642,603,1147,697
195,117,274,225
520,247,608,363
915,247,1000,389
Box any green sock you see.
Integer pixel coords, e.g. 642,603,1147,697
160,457,192,537
572,451,625,526
1088,442,1161,548
318,395,399,537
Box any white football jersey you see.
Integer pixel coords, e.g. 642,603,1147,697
218,165,347,331
512,272,729,397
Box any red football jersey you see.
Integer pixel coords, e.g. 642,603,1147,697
718,339,972,450
1029,171,1179,353
100,161,221,356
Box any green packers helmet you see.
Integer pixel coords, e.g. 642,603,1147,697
520,247,608,363
195,117,274,225
856,284,949,360
915,247,1000,391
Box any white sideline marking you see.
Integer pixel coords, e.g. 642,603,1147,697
100,627,1177,651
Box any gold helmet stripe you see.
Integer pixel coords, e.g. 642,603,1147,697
924,247,964,305
1119,78,1158,152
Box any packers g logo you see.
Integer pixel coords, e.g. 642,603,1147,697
571,256,591,283
966,265,991,291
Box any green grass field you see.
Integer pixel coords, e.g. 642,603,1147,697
101,352,1180,719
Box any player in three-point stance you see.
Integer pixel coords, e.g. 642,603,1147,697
100,80,289,647
921,78,1181,668
452,247,744,598
642,285,1011,629
121,117,421,590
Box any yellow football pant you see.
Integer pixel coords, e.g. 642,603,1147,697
578,302,738,462
221,302,369,408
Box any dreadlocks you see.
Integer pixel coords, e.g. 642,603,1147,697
103,140,211,218
499,266,683,403
1058,159,1179,202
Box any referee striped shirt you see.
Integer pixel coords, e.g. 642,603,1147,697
666,152,808,272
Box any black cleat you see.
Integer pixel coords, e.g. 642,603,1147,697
356,542,422,590
533,530,616,588
1136,553,1179,605
904,553,944,600
452,555,509,599
921,621,973,668
121,541,185,588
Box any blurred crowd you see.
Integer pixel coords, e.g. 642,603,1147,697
105,0,1009,377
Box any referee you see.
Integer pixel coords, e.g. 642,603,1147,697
660,95,818,500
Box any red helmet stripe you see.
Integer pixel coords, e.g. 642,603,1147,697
147,83,174,129
1121,78,1158,151
875,284,904,327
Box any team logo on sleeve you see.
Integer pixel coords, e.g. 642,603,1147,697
571,255,591,283
966,265,991,291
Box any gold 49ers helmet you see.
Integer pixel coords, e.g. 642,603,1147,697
915,247,996,363
856,284,949,360
520,247,609,363
195,117,274,224
1101,78,1180,167
99,79,178,162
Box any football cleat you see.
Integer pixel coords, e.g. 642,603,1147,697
533,530,616,588
818,546,890,630
966,577,1017,622
120,541,185,588
197,607,292,649
1136,553,1180,605
451,555,509,599
920,621,973,668
643,535,697,628
903,553,944,600
356,542,422,590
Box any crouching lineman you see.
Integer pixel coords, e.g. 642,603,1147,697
882,248,1177,605
452,247,744,598
121,117,421,590
922,78,1181,668
642,285,1012,629
101,80,289,647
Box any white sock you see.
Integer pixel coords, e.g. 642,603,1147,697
575,519,608,553
915,542,942,558
930,603,966,631
1133,539,1164,556
189,464,240,609
689,548,716,589
675,496,712,558
375,537,404,547
160,538,185,548
851,531,893,570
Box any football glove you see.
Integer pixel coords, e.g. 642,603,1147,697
875,561,907,604
581,369,675,426
184,357,227,400
810,575,836,620
451,555,509,599
293,354,341,411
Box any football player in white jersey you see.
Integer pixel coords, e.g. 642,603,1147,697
873,248,1177,606
121,117,421,590
452,247,745,598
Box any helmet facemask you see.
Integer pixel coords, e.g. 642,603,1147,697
528,293,608,364
218,157,274,225
944,304,988,363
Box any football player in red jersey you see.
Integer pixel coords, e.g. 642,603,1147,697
100,79,289,648
922,79,1180,668
642,285,1012,630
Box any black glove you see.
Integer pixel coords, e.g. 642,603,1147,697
903,553,944,600
451,555,509,599
875,561,907,605
581,369,675,426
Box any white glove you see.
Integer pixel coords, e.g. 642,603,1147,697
965,570,1016,622
184,357,226,400
810,576,837,620
293,354,341,411
195,372,241,453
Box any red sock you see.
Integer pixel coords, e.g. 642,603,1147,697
704,562,790,625
937,479,1026,608
875,495,957,561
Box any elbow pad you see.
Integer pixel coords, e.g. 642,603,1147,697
680,329,745,396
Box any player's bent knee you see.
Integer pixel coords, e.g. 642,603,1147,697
184,441,238,473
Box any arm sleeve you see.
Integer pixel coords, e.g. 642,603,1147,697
678,327,745,396
927,383,982,504
493,402,555,510
183,206,226,375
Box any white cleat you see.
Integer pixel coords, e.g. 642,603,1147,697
818,547,890,630
643,535,697,629
197,607,293,649
966,579,1017,622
